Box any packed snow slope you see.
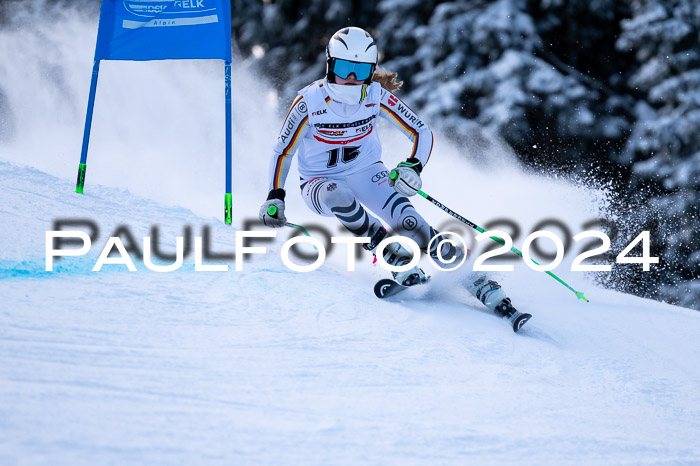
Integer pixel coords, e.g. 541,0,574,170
1,4,700,465
2,161,700,465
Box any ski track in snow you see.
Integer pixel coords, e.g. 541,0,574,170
0,6,699,463
1,160,699,465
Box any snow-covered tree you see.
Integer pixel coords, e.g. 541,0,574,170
230,0,699,309
610,0,700,308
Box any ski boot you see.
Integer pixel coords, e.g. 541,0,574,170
494,297,532,333
426,227,464,266
471,277,532,333
365,226,428,287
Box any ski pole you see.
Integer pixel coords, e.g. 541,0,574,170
389,172,588,302
267,205,316,248
284,222,313,238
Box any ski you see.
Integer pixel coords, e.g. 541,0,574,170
508,310,532,333
495,298,532,333
374,279,533,333
374,278,409,299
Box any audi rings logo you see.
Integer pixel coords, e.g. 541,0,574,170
371,170,389,183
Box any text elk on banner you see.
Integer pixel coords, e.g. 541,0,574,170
76,0,234,223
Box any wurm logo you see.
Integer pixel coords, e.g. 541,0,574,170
122,0,218,29
396,103,425,128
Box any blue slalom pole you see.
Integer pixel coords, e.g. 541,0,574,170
76,60,100,194
224,61,232,224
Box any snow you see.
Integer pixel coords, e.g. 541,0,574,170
1,4,700,465
2,159,700,464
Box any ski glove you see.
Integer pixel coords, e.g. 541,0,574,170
389,158,423,197
259,189,287,228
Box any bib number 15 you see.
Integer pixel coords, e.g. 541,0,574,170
327,146,360,168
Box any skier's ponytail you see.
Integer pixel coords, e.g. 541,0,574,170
372,69,403,92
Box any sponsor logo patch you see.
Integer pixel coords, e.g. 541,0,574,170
314,115,376,129
402,216,418,231
279,113,299,143
396,103,425,128
355,124,371,134
319,129,346,137
124,0,211,17
371,170,389,183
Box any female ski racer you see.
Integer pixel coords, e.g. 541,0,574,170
259,27,529,329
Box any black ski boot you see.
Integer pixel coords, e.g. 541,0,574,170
364,226,428,287
494,297,532,333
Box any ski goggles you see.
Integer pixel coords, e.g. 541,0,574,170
332,58,375,81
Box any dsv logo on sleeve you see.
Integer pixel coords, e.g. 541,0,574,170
122,0,218,28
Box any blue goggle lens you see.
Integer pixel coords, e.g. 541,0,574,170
333,59,373,81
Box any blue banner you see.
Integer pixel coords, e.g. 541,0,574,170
95,0,232,61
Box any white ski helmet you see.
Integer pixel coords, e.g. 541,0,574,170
326,27,378,85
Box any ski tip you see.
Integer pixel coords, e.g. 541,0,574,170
373,276,430,299
512,313,532,333
374,278,402,299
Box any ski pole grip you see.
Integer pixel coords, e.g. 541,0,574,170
267,205,279,218
390,170,399,181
